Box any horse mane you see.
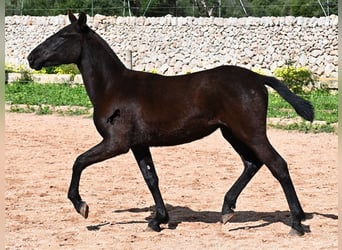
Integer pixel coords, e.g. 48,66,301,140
88,28,126,70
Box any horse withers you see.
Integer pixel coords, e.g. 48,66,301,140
28,11,314,235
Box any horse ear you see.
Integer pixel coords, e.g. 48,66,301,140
78,12,87,27
68,10,77,23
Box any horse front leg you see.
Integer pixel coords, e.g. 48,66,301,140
68,139,128,218
132,146,169,232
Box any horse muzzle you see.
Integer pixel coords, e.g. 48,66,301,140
27,52,43,70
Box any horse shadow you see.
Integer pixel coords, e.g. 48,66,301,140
87,204,337,232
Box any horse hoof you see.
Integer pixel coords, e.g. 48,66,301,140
79,201,89,219
222,212,234,224
148,221,162,232
289,228,304,236
144,226,159,232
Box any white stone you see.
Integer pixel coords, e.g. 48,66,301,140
159,64,169,74
73,74,83,84
298,54,308,66
32,74,72,84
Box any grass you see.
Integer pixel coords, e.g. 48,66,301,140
5,82,338,133
268,90,338,123
5,82,92,108
266,90,337,133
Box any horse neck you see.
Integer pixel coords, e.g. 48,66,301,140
77,31,126,105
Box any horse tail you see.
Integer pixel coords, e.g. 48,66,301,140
262,75,314,122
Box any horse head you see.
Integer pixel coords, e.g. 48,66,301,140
28,10,88,70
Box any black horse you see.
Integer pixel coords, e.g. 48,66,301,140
28,11,314,235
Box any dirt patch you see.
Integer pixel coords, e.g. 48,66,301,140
5,112,338,249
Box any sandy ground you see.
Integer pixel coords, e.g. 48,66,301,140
5,112,338,249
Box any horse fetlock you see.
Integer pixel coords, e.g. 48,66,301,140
147,212,169,232
158,212,170,224
222,199,235,213
291,210,307,225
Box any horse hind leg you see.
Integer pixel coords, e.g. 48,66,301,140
131,145,169,232
221,127,307,235
247,137,307,235
220,127,263,223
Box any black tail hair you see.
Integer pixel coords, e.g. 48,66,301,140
262,75,314,122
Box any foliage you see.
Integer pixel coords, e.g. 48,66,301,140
6,63,81,84
268,89,337,133
5,64,33,83
268,89,337,124
5,64,28,73
269,121,335,133
5,0,338,17
306,89,338,123
274,60,317,94
5,83,92,107
6,63,80,75
8,104,36,113
149,68,159,74
33,64,80,77
6,0,130,16
246,0,337,17
35,105,53,115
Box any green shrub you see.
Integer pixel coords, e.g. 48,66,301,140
5,83,92,108
6,63,80,83
274,60,317,94
34,64,80,77
5,64,21,73
5,64,33,84
149,68,159,74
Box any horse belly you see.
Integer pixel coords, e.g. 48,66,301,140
145,120,219,147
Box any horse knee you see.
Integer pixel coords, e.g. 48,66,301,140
72,155,88,174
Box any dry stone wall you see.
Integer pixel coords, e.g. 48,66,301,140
5,15,338,79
